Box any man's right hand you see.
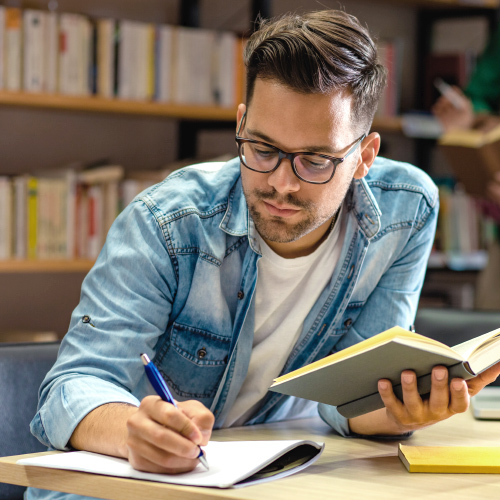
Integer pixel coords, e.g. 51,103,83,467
126,396,215,474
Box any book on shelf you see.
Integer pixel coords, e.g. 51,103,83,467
398,444,500,473
0,7,5,91
1,6,245,108
5,7,22,91
438,123,500,198
17,439,325,488
0,177,13,260
0,330,58,343
376,38,404,118
270,325,500,419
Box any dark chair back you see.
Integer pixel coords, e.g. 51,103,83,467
414,308,500,386
0,342,60,500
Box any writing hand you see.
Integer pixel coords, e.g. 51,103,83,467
431,87,474,133
126,396,214,474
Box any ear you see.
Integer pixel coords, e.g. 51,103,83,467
236,104,247,133
353,132,380,179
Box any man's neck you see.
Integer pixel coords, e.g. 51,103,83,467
263,215,337,259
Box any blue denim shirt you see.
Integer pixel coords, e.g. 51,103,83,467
28,156,438,500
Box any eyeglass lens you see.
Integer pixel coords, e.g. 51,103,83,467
240,141,335,183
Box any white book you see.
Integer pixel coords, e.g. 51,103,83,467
156,24,173,102
118,20,136,100
59,13,87,95
0,7,5,90
79,16,92,96
23,10,46,93
5,8,22,91
87,184,103,259
97,18,115,98
18,440,324,488
0,177,12,260
44,12,58,93
214,31,236,108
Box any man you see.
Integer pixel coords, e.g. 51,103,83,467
30,10,500,499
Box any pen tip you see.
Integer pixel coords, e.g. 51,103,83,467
198,451,209,470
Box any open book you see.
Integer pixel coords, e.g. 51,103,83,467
17,440,324,489
270,325,500,419
438,122,500,197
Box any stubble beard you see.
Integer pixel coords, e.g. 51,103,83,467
244,187,331,243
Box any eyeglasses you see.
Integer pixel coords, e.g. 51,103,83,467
235,112,366,185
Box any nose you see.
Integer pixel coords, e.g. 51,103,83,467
267,157,301,194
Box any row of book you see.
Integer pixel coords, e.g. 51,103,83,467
434,183,497,256
0,7,245,106
0,164,176,261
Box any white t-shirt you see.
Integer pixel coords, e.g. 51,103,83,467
224,205,346,427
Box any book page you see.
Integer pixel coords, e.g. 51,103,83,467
452,329,500,360
17,440,324,489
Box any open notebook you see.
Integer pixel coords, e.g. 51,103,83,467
17,440,324,489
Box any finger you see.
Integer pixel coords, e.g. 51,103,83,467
378,379,406,419
145,397,203,445
467,362,500,396
428,366,450,414
449,378,469,414
400,370,422,415
128,412,201,460
178,401,215,445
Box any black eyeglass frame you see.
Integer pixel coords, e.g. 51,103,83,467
235,112,366,185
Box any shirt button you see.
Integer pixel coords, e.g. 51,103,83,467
197,347,207,359
82,315,91,323
344,318,352,327
237,291,245,300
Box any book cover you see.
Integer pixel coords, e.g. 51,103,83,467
270,325,500,418
17,440,325,488
399,444,500,473
156,24,173,102
438,124,500,198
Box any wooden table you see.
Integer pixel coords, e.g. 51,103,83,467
0,410,499,500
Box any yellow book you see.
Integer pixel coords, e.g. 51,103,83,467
27,177,38,260
399,444,500,473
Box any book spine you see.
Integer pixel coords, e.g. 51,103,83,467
5,7,22,91
44,12,58,93
0,7,5,90
27,177,38,260
0,177,12,260
23,10,46,93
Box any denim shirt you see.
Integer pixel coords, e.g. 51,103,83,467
28,156,437,500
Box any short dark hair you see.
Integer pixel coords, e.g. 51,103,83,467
244,10,387,132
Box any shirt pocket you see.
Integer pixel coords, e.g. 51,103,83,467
156,322,230,401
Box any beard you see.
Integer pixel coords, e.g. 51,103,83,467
244,187,332,243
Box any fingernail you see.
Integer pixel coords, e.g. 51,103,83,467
378,381,388,390
189,431,201,445
452,380,463,391
435,369,446,381
403,374,413,384
190,446,200,459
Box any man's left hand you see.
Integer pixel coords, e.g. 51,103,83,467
348,363,500,435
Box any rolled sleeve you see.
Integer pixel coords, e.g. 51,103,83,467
32,376,140,450
317,404,352,437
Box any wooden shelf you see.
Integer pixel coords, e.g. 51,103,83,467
0,91,237,121
371,115,403,133
0,260,94,273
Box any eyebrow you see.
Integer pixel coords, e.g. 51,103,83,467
246,127,338,155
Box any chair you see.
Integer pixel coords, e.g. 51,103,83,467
414,308,500,387
0,342,60,500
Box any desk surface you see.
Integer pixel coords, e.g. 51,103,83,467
0,411,499,500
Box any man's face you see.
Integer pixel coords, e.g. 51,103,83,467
239,78,367,252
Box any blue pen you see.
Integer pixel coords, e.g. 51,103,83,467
140,353,209,470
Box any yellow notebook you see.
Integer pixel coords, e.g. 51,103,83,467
398,444,500,473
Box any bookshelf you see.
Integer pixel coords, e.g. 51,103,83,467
1,0,498,337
